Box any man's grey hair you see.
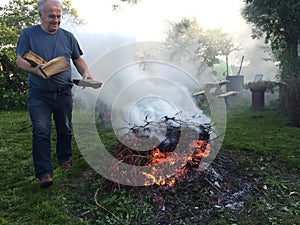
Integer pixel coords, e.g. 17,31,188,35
37,0,63,13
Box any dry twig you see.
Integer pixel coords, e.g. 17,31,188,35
94,188,125,224
204,177,223,194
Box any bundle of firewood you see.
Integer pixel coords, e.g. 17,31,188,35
23,50,70,77
23,50,102,89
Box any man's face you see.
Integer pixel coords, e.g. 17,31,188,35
39,1,62,34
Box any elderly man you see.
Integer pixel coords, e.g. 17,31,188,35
15,0,95,188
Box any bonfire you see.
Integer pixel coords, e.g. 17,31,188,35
109,114,214,188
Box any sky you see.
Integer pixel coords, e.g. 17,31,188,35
0,0,250,46
0,0,9,7
68,0,277,79
0,0,278,79
70,0,248,39
2,0,247,46
69,0,245,60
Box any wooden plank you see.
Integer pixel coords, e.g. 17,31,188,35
192,90,205,96
218,91,239,98
203,80,230,88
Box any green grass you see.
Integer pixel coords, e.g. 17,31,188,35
0,111,74,225
223,106,300,170
0,101,299,224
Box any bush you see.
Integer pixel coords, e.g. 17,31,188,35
0,89,28,110
0,69,28,110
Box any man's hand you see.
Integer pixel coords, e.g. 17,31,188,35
82,71,94,80
34,64,48,79
16,55,48,79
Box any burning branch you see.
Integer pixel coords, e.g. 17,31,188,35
109,113,215,188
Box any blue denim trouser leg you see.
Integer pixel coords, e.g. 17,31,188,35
28,87,73,180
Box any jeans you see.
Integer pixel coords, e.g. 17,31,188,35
28,87,73,180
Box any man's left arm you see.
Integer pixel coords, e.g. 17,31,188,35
73,56,93,80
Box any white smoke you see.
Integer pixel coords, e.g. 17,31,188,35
70,29,212,139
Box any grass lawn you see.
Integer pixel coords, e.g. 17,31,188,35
0,96,299,224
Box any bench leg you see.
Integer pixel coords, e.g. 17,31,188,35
224,97,230,108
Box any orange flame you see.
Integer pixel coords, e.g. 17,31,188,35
146,148,171,165
143,140,210,187
191,140,210,158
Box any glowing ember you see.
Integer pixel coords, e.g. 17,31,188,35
110,115,213,188
142,140,211,187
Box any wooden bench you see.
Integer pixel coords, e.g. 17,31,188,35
192,90,205,97
192,90,206,106
218,91,239,107
192,90,239,107
192,80,231,106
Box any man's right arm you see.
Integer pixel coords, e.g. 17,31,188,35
16,55,48,79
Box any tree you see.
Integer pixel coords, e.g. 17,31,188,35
242,0,300,78
0,0,82,109
164,17,236,79
242,0,300,126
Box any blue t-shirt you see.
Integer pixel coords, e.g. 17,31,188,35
15,25,83,91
